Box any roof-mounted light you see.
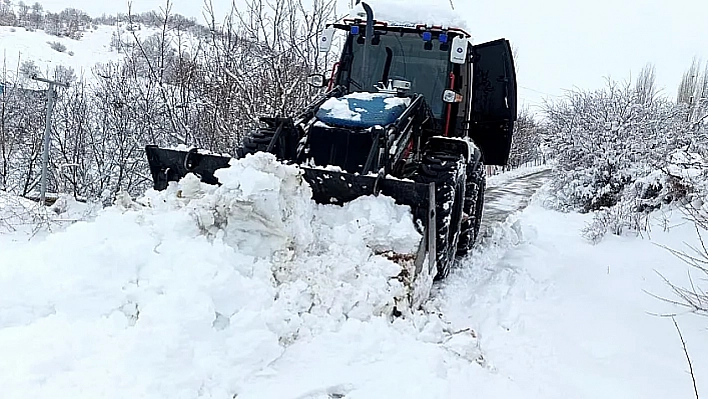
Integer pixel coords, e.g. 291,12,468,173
350,25,360,35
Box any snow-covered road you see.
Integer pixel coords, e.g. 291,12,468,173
481,168,551,230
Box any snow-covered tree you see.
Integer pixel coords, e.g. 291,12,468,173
545,78,690,213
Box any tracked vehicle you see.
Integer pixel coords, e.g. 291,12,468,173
145,4,517,281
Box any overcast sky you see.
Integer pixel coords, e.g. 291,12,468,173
37,0,708,111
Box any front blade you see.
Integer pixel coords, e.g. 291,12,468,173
300,167,429,220
145,145,231,190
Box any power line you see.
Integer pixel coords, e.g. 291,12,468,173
518,84,561,98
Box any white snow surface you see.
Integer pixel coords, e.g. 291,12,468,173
0,24,167,82
318,92,410,122
0,25,120,78
384,96,411,109
486,164,552,187
348,0,467,30
1,159,707,397
319,95,363,121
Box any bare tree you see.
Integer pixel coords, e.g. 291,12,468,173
1,0,338,200
508,109,544,168
635,63,657,105
678,58,700,105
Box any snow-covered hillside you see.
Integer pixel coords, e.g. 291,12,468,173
0,157,706,398
0,25,119,77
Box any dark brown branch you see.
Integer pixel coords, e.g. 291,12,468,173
671,316,699,399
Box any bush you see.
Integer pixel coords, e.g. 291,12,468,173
48,41,67,53
545,79,690,213
581,169,694,242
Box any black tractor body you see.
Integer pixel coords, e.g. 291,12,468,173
145,7,517,280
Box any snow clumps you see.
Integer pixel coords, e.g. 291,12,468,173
0,152,427,396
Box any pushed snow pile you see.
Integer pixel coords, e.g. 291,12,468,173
0,153,429,397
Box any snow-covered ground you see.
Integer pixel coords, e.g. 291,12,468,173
486,163,552,187
482,167,550,229
0,25,120,78
0,23,167,82
439,193,708,398
0,157,705,398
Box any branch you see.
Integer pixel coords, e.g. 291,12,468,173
671,316,699,399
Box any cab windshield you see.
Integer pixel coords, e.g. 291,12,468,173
348,32,450,118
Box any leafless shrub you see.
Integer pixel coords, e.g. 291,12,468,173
545,78,691,213
48,41,67,52
2,0,336,200
507,109,546,168
582,201,650,243
658,211,708,316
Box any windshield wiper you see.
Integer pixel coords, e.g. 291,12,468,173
349,78,364,91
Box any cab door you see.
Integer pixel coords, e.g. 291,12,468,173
469,39,517,166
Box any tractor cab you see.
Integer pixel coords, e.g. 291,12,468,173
313,16,517,166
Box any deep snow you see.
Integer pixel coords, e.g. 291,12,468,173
0,24,120,78
0,23,165,82
437,189,708,398
1,157,706,398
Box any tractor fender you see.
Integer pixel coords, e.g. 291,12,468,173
425,136,481,165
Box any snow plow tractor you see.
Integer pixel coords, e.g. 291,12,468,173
145,5,517,281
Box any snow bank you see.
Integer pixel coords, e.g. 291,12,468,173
0,152,433,397
434,185,708,398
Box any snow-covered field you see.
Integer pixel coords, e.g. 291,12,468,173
0,23,168,81
0,155,706,398
0,25,120,78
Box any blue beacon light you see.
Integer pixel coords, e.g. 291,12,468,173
422,31,432,41
350,25,360,35
439,33,448,43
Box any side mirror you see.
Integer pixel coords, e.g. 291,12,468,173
307,74,326,88
318,26,335,53
442,89,463,103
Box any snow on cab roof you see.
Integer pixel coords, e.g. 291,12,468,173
347,0,467,30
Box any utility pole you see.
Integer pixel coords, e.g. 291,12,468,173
30,73,69,205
